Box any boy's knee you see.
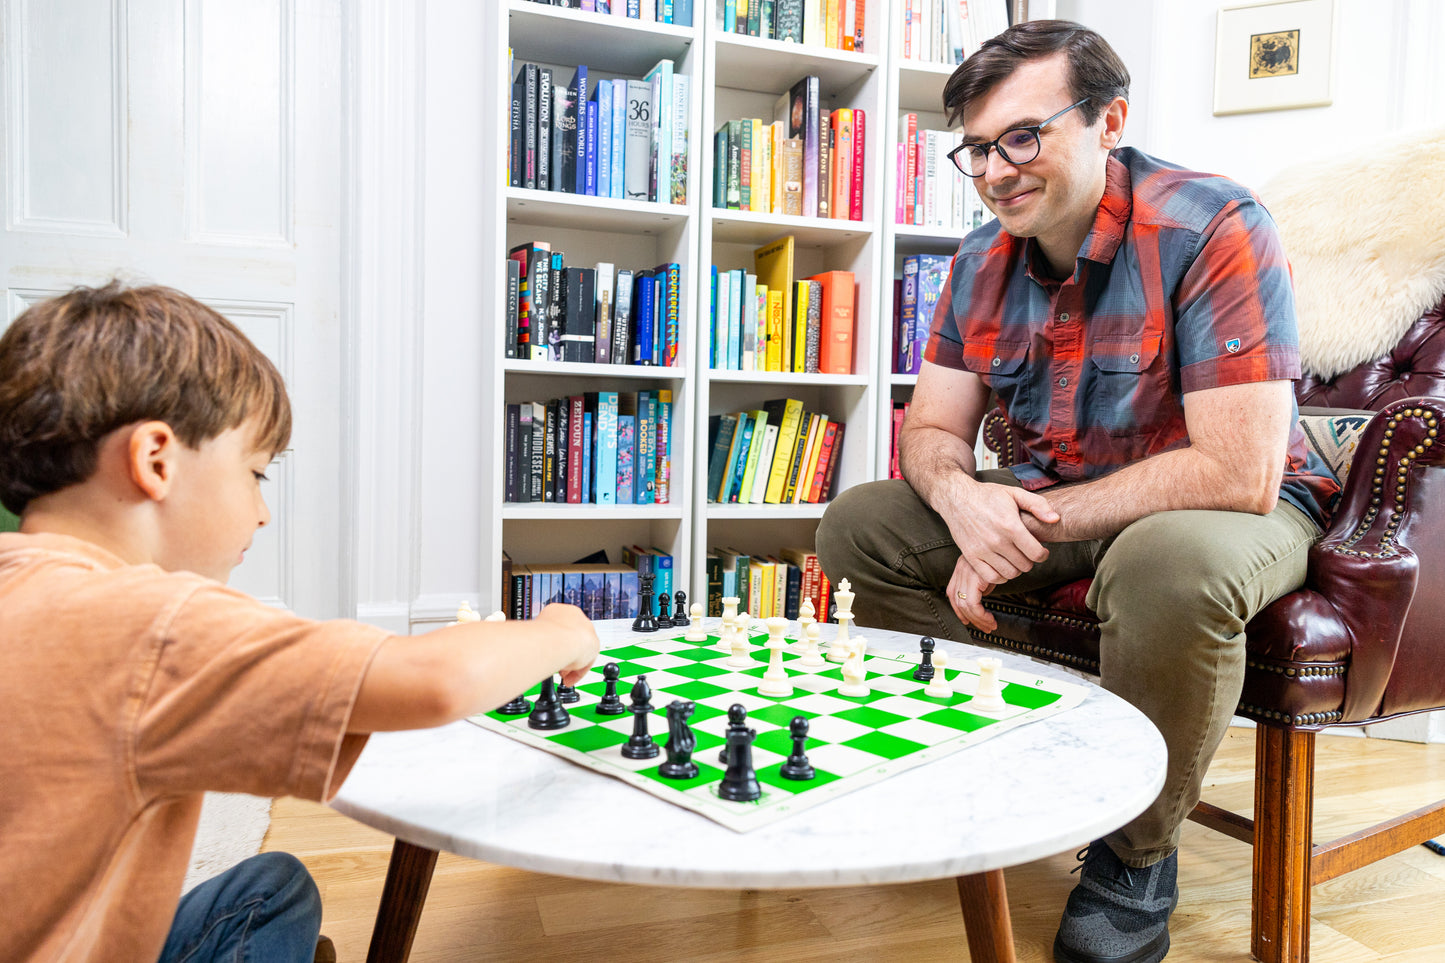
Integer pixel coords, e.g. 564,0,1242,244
234,852,320,921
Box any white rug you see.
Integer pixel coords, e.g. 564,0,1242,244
182,793,273,894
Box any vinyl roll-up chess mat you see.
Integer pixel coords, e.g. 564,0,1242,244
469,627,1088,832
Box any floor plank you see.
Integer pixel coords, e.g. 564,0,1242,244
265,727,1445,961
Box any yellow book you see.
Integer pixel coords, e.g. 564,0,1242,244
753,235,795,363
760,560,777,618
768,555,788,618
769,121,786,214
793,279,811,373
750,118,765,213
763,398,805,503
795,414,829,503
737,408,770,504
765,288,785,371
825,0,839,49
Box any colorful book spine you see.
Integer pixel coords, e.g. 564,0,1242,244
655,389,672,504
616,413,636,504
596,390,618,504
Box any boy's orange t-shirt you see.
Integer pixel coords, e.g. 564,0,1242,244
0,532,393,962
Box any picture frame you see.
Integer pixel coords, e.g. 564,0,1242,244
1213,0,1336,116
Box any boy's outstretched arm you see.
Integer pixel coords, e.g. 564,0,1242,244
348,603,600,732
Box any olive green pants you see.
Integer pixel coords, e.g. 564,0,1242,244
816,473,1321,866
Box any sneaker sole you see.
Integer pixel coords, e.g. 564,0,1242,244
1052,930,1169,963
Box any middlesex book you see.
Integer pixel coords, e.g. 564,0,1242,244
807,270,856,374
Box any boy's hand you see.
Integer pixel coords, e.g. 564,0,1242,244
538,602,599,684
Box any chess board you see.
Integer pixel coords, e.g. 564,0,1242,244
469,626,1088,832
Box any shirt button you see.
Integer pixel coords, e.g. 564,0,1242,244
1058,442,1069,452
1059,313,1070,321
992,357,1001,367
1129,353,1140,364
1058,376,1068,387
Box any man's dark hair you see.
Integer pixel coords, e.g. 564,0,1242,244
942,20,1130,128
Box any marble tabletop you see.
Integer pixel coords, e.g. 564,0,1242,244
331,619,1166,890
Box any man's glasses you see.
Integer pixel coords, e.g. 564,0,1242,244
947,98,1091,178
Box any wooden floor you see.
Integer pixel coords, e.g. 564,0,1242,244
264,727,1445,962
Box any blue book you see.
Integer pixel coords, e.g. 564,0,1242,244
673,0,692,26
710,265,720,368
609,78,627,199
570,65,589,195
616,413,636,504
604,569,621,619
727,269,743,370
706,413,736,502
649,547,673,602
727,413,755,503
563,570,584,608
584,99,598,196
595,391,618,505
636,391,655,506
618,569,638,621
546,570,564,606
595,81,612,199
719,412,751,503
581,410,593,503
633,271,656,365
624,545,654,585
582,569,605,619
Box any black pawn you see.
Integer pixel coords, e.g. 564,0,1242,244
594,662,627,715
621,675,659,759
913,637,936,682
496,693,531,716
655,590,674,630
632,573,658,633
717,703,762,802
658,699,699,779
558,680,580,704
780,715,816,781
527,675,570,730
671,590,690,626
719,701,749,764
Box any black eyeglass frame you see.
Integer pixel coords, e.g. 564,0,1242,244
947,97,1092,178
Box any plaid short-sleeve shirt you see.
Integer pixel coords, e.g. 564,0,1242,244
925,147,1338,527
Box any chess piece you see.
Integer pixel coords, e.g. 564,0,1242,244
621,675,660,759
725,611,753,668
527,675,571,729
496,692,531,715
972,656,1006,712
757,616,793,697
719,701,749,764
925,649,953,699
779,716,816,781
658,700,700,779
683,602,707,642
594,662,627,715
453,601,480,623
557,679,580,704
720,596,741,648
717,704,762,802
796,597,816,650
483,609,506,622
838,635,869,697
913,637,936,682
799,620,825,667
672,591,690,626
656,590,674,630
828,577,855,662
632,573,658,633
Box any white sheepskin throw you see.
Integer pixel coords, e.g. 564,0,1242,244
1257,126,1445,380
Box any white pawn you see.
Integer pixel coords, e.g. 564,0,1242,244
453,600,480,624
684,603,707,642
972,656,1006,712
795,597,816,650
483,609,506,622
799,619,825,667
758,617,793,697
925,649,953,699
726,611,754,668
838,635,869,696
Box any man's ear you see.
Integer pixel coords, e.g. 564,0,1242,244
1100,95,1128,149
127,421,180,502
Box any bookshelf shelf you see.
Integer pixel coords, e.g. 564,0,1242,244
712,33,879,93
502,359,687,380
508,2,695,74
890,373,919,387
893,226,967,258
709,209,876,246
897,60,955,108
503,504,685,521
507,189,691,231
708,369,869,387
705,503,828,521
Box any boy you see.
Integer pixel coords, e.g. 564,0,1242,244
0,282,600,962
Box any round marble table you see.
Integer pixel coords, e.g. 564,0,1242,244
333,619,1166,963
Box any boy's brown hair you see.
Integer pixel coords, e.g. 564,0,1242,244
0,281,292,515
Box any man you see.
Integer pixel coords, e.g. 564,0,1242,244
816,21,1338,963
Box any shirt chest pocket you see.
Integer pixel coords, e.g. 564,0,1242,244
1087,334,1164,432
962,338,1030,411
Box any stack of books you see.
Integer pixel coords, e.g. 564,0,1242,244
894,115,989,231
897,0,1011,65
505,562,641,621
504,390,675,505
509,57,687,206
893,253,950,374
713,77,864,222
506,244,681,366
703,546,833,622
519,0,694,25
719,0,867,52
707,399,845,507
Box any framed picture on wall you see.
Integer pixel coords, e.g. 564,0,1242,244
1213,0,1336,116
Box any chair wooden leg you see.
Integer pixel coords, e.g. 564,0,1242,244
1251,726,1315,963
956,869,1016,963
365,838,439,963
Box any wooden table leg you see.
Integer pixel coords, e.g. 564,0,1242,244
365,839,439,963
956,869,1017,963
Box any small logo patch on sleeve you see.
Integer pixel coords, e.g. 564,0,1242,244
1225,338,1241,353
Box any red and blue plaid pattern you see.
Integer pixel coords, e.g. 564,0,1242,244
925,148,1339,526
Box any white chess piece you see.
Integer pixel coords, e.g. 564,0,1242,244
757,617,793,696
838,635,869,696
827,578,855,662
796,597,816,650
719,596,741,651
684,602,707,642
726,611,754,668
483,610,506,622
925,649,953,699
453,601,480,624
799,619,825,667
972,656,1006,712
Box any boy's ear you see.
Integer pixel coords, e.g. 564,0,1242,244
127,421,180,502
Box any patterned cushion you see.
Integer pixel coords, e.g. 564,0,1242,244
1297,409,1373,486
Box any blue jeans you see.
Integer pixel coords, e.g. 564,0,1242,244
158,852,321,963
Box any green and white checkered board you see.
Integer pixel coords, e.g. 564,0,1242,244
469,629,1088,832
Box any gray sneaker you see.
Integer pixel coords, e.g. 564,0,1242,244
1053,840,1178,963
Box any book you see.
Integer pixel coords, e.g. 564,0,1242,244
740,272,757,370
616,411,636,504
570,65,589,195
505,257,521,359
545,397,561,502
610,78,627,199
820,420,846,500
594,77,612,198
784,411,817,503
850,107,865,220
509,241,551,362
718,411,751,502
636,390,655,504
537,67,552,193
519,62,538,189
707,413,737,501
803,278,822,372
736,408,769,503
594,261,615,364
582,409,593,504
916,254,951,368
796,413,828,503
644,59,673,203
509,68,524,187
584,97,598,195
655,388,672,503
595,390,618,504
830,107,852,220
566,395,585,502
817,108,832,218
780,135,803,215
654,261,681,366
748,422,779,505
807,417,839,502
504,404,520,502
765,287,784,371
529,400,546,501
612,268,633,363
727,269,743,370
623,78,651,201
632,269,656,364
555,78,578,192
670,72,689,205
761,397,805,503
752,234,795,368
561,266,596,363
809,270,856,374
900,254,920,373
517,403,534,502
774,76,819,217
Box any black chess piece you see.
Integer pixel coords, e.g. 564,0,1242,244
671,590,690,626
496,692,532,715
658,700,699,779
557,680,580,704
621,675,659,759
594,662,627,715
912,636,937,682
655,590,674,630
719,701,749,764
527,675,570,730
632,573,659,633
717,703,762,802
779,715,816,781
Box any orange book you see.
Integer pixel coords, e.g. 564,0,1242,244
807,270,856,374
806,419,839,502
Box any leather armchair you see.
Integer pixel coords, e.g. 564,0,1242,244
975,297,1445,963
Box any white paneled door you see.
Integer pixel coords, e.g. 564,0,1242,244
1,0,345,617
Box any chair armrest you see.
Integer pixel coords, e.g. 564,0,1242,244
979,404,1028,467
1308,398,1444,720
